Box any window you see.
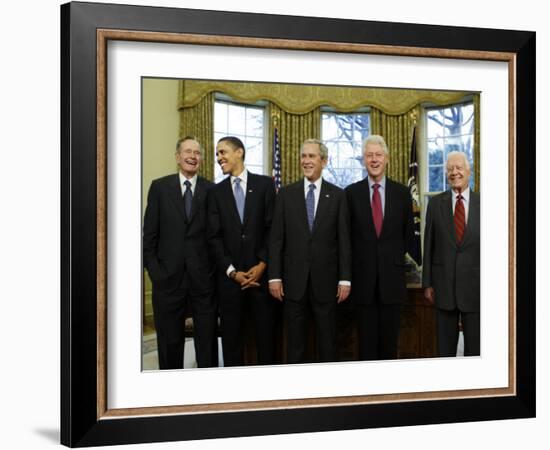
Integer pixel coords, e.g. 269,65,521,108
321,112,370,188
426,103,474,193
213,100,266,183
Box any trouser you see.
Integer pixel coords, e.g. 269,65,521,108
436,308,480,357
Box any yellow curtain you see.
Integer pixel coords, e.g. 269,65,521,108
473,93,480,191
178,92,215,181
370,106,419,185
269,103,321,185
179,80,470,116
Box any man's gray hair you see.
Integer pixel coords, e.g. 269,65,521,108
362,134,389,156
446,151,471,170
301,138,329,160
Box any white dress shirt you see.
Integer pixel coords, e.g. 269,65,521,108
367,175,386,215
179,172,198,196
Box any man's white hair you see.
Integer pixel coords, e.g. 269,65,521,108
446,151,470,170
362,134,389,156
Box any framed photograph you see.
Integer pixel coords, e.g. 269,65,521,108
61,1,535,447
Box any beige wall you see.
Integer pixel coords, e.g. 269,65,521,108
142,78,180,325
142,78,180,215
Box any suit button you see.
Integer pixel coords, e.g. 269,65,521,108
241,234,246,239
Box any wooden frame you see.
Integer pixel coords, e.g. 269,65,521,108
61,1,535,446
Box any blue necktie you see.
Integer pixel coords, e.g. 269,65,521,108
183,180,192,220
306,183,316,231
234,177,245,223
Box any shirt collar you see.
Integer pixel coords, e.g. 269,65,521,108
453,186,470,202
368,175,386,190
231,167,248,184
304,176,323,192
179,172,198,190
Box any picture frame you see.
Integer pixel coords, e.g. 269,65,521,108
61,1,535,447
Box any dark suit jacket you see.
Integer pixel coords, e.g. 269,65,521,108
345,177,415,305
207,172,276,284
268,179,351,303
422,189,480,312
143,174,214,293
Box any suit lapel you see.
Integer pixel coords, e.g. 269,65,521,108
440,190,457,247
187,176,203,223
292,180,311,234
460,191,479,247
379,179,393,239
167,174,187,222
312,179,330,234
221,177,242,227
243,172,256,228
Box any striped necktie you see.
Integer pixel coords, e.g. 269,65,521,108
454,193,466,243
306,183,316,231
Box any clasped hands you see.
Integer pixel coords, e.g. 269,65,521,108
232,261,266,290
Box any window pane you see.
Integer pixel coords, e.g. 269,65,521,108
426,102,475,194
245,108,264,137
429,166,444,192
244,137,263,166
322,112,369,188
428,140,443,165
227,104,246,136
214,102,228,132
213,101,266,180
427,110,444,139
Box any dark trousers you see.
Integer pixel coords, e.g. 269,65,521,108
152,279,218,370
285,277,337,364
219,283,276,367
356,282,402,360
436,308,480,357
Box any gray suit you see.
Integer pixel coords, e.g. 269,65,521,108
422,189,480,356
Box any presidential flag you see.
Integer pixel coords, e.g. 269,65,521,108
408,125,422,266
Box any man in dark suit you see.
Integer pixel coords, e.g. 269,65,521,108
143,136,217,370
269,139,351,364
422,151,480,357
346,134,416,360
207,136,277,366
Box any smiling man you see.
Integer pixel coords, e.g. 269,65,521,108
345,134,416,361
143,136,217,369
422,151,480,357
207,136,278,366
269,139,351,364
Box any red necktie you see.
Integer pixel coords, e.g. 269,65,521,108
372,183,383,238
454,193,465,243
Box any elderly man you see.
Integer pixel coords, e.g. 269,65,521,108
422,151,480,357
143,136,217,369
269,139,351,364
345,135,416,360
207,136,277,366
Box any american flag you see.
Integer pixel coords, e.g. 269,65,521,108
408,125,422,266
272,127,282,191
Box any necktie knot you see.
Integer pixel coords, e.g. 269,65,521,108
308,183,316,192
184,180,191,188
234,177,241,186
373,183,380,190
456,193,463,201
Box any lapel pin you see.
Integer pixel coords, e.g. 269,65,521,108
248,189,253,193
325,194,330,197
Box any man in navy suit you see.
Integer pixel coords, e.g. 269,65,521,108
423,151,480,356
346,135,416,360
269,139,351,364
207,136,277,366
143,136,217,369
